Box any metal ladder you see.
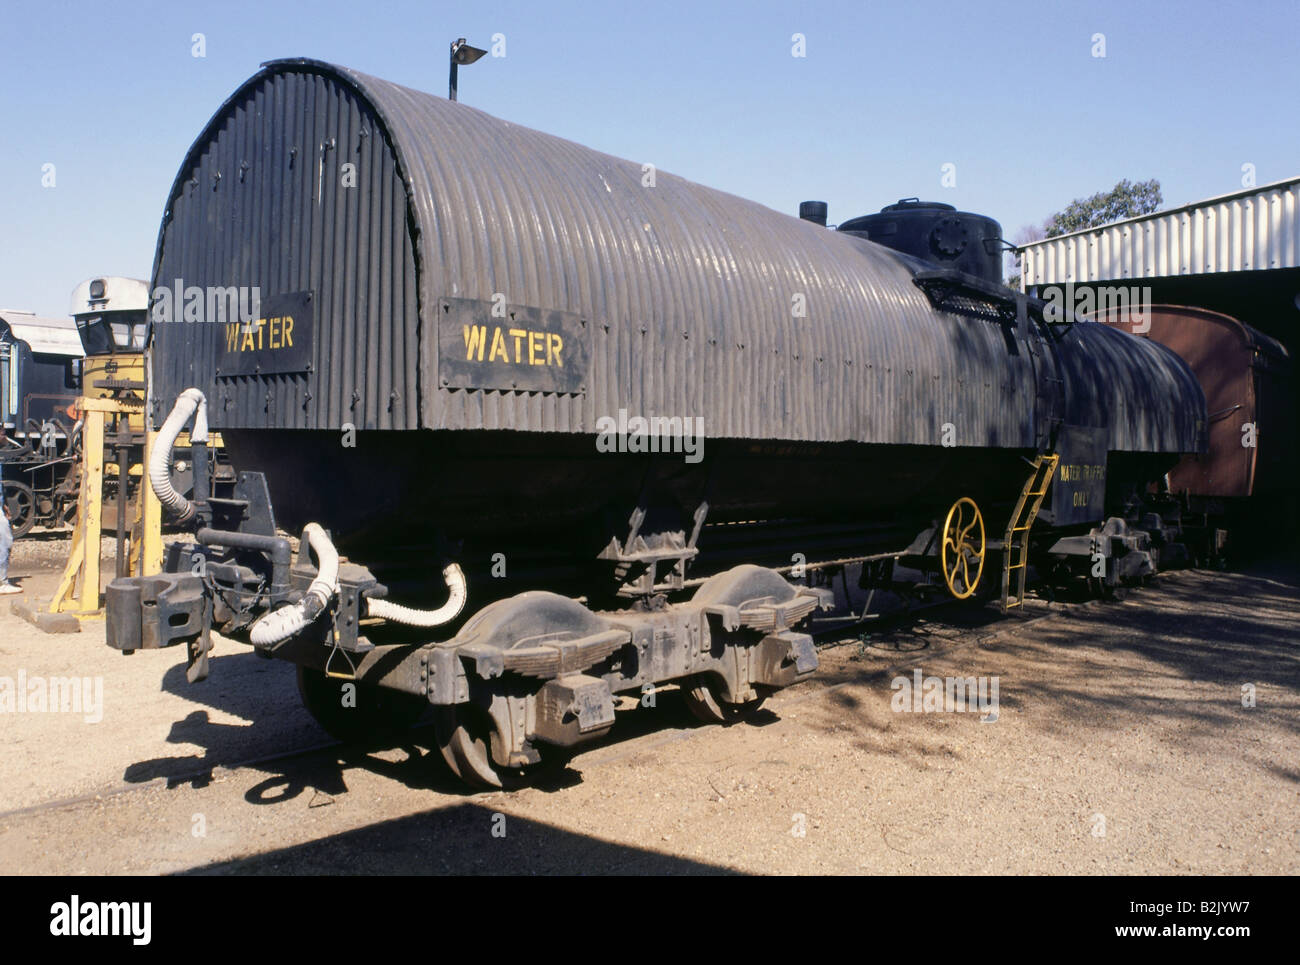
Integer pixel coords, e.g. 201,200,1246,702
1001,453,1059,613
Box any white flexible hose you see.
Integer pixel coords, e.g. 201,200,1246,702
249,523,340,647
366,563,467,627
150,388,209,521
248,525,465,644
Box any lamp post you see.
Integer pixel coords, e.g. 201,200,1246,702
449,37,488,102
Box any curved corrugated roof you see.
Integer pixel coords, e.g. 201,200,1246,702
318,58,1037,446
1096,303,1292,362
151,59,1202,454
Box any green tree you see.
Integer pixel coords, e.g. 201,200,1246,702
1044,178,1162,238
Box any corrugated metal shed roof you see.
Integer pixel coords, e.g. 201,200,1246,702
0,312,83,357
1020,175,1300,287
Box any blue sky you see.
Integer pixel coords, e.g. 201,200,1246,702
2,0,1297,317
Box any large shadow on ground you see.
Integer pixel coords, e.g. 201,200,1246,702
122,652,752,799
800,564,1300,776
178,801,741,875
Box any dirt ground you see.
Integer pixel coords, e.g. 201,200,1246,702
1,533,1297,875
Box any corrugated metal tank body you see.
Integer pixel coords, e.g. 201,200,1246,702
152,67,420,431
1053,319,1204,452
150,59,1200,456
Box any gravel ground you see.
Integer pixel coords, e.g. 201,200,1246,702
7,528,120,570
0,536,1296,875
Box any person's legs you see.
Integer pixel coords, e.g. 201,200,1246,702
0,511,12,585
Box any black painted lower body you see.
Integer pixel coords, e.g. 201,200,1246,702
224,429,1179,609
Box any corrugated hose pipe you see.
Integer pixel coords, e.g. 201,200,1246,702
249,523,340,647
366,564,467,627
149,388,208,523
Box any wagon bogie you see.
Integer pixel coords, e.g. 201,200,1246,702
410,564,829,785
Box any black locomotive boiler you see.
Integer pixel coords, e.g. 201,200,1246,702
107,60,1205,787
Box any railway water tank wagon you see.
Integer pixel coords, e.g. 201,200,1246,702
106,60,1205,787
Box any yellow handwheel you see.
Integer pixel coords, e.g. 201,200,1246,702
940,497,985,600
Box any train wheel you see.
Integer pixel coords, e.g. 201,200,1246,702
940,496,985,600
295,666,429,747
3,481,36,538
433,705,530,790
680,674,769,725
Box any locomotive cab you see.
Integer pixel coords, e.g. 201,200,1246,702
71,276,150,358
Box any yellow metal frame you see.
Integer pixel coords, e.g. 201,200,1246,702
49,399,163,615
1001,454,1059,613
940,496,985,599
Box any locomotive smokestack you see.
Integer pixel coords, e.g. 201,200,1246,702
798,201,828,227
